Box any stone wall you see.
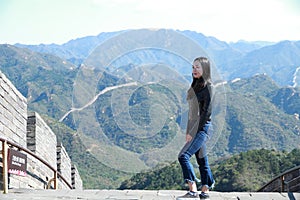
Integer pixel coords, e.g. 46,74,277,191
0,71,28,189
0,70,82,190
57,143,72,189
0,71,27,147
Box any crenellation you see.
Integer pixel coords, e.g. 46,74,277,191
71,164,83,189
27,112,57,170
0,70,82,190
57,143,72,189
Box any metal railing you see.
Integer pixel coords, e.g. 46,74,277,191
0,137,72,193
258,165,300,192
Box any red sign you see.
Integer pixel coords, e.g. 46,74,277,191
8,148,27,176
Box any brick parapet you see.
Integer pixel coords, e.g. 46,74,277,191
27,112,57,170
57,143,72,188
0,70,82,190
0,71,27,147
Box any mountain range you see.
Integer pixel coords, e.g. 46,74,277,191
14,29,300,87
0,29,299,189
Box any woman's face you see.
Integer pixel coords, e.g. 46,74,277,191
192,60,203,78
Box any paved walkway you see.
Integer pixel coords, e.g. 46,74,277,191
0,189,299,200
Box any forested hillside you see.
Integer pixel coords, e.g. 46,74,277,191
119,148,300,192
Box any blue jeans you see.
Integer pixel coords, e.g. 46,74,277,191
178,122,214,188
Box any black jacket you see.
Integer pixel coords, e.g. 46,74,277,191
186,79,213,136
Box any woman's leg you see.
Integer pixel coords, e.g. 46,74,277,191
196,126,214,192
178,132,208,192
196,152,214,191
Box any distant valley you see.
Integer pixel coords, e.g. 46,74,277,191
0,29,299,189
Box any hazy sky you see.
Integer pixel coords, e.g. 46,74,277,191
0,0,299,44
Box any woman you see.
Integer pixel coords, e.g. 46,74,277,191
178,57,215,199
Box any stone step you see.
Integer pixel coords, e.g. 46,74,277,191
0,189,299,200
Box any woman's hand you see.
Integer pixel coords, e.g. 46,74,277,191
186,134,193,143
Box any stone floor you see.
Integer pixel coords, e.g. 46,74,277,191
0,189,299,200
